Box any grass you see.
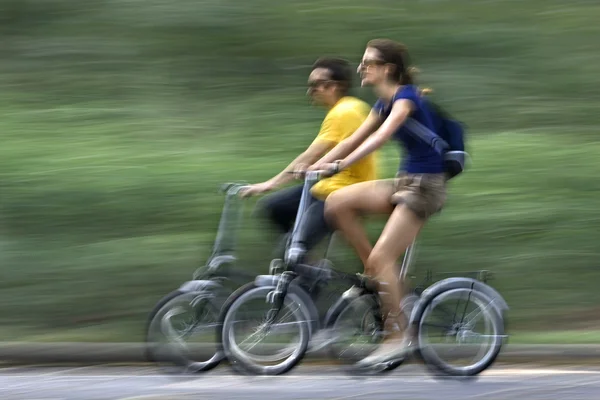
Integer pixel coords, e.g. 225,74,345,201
1,0,600,344
2,121,600,342
511,330,600,345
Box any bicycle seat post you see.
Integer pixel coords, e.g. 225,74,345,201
399,239,417,282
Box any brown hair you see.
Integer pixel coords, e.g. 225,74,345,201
406,66,433,95
366,38,415,85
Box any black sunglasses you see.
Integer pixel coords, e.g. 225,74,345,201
307,79,334,89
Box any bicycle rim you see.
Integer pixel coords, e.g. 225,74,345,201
418,288,504,376
222,286,309,375
147,291,224,373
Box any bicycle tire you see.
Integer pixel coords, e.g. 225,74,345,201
416,287,504,377
145,289,224,373
217,282,310,375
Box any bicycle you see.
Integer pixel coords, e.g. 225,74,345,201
218,171,510,377
144,182,259,373
144,181,341,374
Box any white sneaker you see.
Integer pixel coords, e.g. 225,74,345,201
356,337,416,367
307,329,333,352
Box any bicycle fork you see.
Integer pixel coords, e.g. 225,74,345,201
265,272,295,326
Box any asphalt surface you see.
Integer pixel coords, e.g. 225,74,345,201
1,364,599,400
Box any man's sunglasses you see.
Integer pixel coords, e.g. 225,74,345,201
307,79,335,89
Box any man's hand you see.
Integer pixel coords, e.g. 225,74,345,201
239,181,274,198
293,163,309,179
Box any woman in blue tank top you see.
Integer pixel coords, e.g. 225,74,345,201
306,39,447,365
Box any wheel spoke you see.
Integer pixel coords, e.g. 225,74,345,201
222,285,309,374
418,288,504,377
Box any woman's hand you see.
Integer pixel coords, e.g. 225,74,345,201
306,162,323,173
309,160,342,177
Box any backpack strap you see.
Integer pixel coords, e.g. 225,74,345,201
403,117,469,179
403,118,449,155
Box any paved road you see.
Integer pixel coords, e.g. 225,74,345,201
1,364,599,400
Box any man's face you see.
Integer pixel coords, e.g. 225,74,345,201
307,68,334,106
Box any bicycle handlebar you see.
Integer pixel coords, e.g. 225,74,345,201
219,182,250,196
219,169,332,198
285,169,333,181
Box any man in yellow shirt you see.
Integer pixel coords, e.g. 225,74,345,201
241,57,378,261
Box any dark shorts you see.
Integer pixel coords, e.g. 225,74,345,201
257,185,331,253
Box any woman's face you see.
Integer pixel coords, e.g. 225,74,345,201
357,47,386,87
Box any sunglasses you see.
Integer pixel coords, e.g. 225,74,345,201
307,79,334,89
359,59,386,69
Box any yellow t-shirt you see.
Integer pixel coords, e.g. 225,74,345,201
310,96,379,200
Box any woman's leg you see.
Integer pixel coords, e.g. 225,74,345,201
324,180,395,275
359,173,447,364
358,204,424,362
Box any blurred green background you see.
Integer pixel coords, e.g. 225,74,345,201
1,0,600,343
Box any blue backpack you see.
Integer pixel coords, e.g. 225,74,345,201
404,99,469,179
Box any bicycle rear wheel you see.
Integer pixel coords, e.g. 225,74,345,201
417,287,505,376
218,282,310,375
326,293,384,365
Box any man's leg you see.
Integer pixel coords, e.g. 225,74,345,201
256,185,303,258
257,185,303,232
291,198,332,302
293,197,332,264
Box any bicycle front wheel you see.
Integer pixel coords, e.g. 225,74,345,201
219,283,310,375
417,287,505,376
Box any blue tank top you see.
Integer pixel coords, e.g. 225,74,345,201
373,85,445,174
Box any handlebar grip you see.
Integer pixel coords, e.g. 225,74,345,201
287,170,329,180
219,182,250,195
220,183,234,193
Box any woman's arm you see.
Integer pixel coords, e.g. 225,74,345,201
336,99,414,171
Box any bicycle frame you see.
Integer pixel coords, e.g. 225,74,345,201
219,171,509,376
257,172,376,337
257,172,509,335
202,183,249,275
177,182,251,294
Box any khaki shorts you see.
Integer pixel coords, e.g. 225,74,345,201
385,172,447,220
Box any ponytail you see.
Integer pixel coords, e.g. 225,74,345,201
404,66,434,95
